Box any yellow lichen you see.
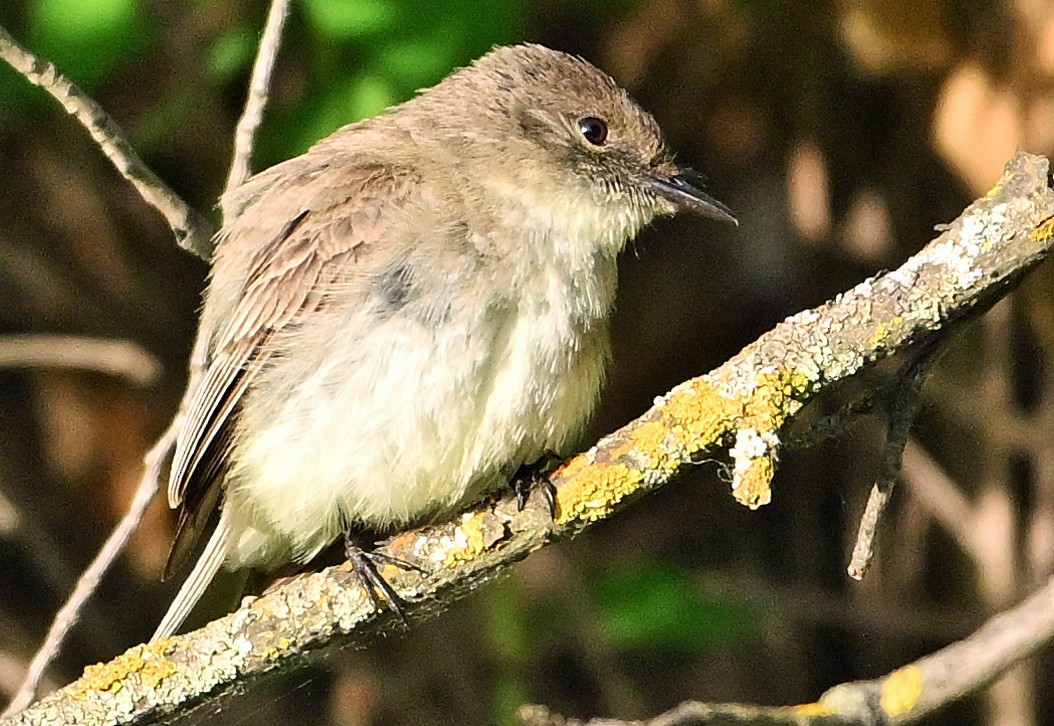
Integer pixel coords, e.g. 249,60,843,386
553,367,811,523
441,511,490,567
555,462,639,524
77,645,174,695
792,701,832,716
734,457,774,509
741,375,786,429
1029,214,1054,243
870,323,890,349
611,420,668,466
661,379,741,446
880,665,923,715
139,657,177,688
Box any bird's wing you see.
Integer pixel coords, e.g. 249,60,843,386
163,159,422,579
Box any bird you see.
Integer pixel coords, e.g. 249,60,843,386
152,42,736,641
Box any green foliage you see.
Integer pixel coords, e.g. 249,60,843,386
592,563,761,651
6,0,523,167
302,0,398,38
26,0,151,88
207,27,257,83
259,0,524,162
484,578,532,726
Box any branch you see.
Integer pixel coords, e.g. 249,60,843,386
817,573,1054,724
519,701,854,725
0,335,160,385
0,421,176,718
518,573,1054,725
3,152,1051,725
0,1,287,709
222,0,290,206
847,338,942,580
0,25,214,259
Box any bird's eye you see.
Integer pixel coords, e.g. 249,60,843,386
577,116,608,146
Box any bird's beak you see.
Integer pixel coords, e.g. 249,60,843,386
647,168,738,225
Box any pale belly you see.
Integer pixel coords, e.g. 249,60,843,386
221,273,612,568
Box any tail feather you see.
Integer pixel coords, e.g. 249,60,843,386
151,512,232,642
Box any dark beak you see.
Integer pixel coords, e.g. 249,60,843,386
647,169,738,225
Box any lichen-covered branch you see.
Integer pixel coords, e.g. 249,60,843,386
4,153,1052,726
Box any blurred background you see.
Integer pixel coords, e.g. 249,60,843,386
2,0,1054,724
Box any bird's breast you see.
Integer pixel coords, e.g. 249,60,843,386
223,245,617,568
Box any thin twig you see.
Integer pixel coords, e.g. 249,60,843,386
0,24,213,259
520,700,852,725
0,335,160,385
0,420,178,717
847,338,943,580
0,2,290,711
223,0,291,206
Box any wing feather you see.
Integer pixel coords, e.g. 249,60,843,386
163,158,420,577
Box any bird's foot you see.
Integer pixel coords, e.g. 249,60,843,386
342,531,421,621
510,450,561,518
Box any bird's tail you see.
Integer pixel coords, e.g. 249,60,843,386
151,512,232,642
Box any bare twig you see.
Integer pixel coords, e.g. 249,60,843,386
0,2,296,713
223,0,291,205
0,335,160,385
0,420,179,718
0,24,213,259
519,701,853,725
847,339,943,580
820,574,1054,723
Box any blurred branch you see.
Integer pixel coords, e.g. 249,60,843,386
222,0,290,207
900,439,979,559
0,24,213,259
818,573,1054,724
0,335,160,385
519,701,853,725
3,152,1050,725
518,573,1054,725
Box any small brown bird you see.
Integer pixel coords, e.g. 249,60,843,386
154,43,735,640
